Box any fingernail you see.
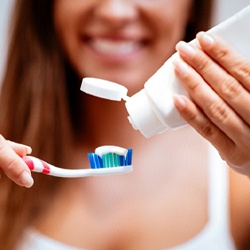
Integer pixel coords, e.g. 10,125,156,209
176,41,196,57
173,95,187,111
197,32,214,47
173,58,190,76
25,146,32,155
20,171,34,188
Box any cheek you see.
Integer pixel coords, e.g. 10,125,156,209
54,2,75,48
148,0,191,42
53,1,86,63
54,0,76,32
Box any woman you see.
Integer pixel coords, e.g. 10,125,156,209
1,0,250,249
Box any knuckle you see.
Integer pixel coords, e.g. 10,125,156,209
184,108,218,142
187,79,200,92
184,109,199,123
219,77,241,100
195,56,211,73
198,121,213,137
232,61,250,80
197,120,217,141
4,157,22,179
215,47,229,62
208,100,229,124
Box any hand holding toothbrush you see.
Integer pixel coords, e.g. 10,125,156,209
0,134,33,188
0,136,132,186
173,32,250,176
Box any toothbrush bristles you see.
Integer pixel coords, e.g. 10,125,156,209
88,149,133,169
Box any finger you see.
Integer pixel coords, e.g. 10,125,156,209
197,32,250,91
173,95,250,176
6,140,32,156
0,135,34,188
172,94,235,160
172,56,250,145
177,37,250,126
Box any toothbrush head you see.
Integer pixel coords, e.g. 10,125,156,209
88,146,132,169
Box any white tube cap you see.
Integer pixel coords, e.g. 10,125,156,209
81,77,128,101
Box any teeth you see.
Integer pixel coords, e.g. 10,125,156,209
90,38,140,56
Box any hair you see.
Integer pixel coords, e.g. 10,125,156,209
185,0,214,42
0,0,213,249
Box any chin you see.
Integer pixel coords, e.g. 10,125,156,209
109,74,147,95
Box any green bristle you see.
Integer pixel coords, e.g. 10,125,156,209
102,153,121,168
113,153,119,167
102,154,108,168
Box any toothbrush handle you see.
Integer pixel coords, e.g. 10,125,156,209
22,156,133,178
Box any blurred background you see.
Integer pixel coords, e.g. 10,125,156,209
0,0,249,82
0,0,14,82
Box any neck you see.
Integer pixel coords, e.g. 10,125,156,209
81,95,145,149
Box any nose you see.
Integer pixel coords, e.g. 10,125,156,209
93,0,138,26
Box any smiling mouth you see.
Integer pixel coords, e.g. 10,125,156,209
83,36,147,57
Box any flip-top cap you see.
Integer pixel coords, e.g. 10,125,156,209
81,77,128,101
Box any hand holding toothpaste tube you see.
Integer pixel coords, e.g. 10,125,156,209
173,32,250,176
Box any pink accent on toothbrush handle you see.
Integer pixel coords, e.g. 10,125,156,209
23,156,51,175
23,156,34,171
41,161,50,174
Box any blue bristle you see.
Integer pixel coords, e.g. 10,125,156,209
125,148,133,166
97,154,103,168
88,153,95,169
119,155,125,166
88,153,103,169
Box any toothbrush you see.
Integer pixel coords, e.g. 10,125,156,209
22,146,133,178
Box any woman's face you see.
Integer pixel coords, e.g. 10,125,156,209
54,0,192,93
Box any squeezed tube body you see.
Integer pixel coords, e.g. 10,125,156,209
125,6,250,138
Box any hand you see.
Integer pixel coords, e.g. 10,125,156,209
0,134,34,187
173,31,250,176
